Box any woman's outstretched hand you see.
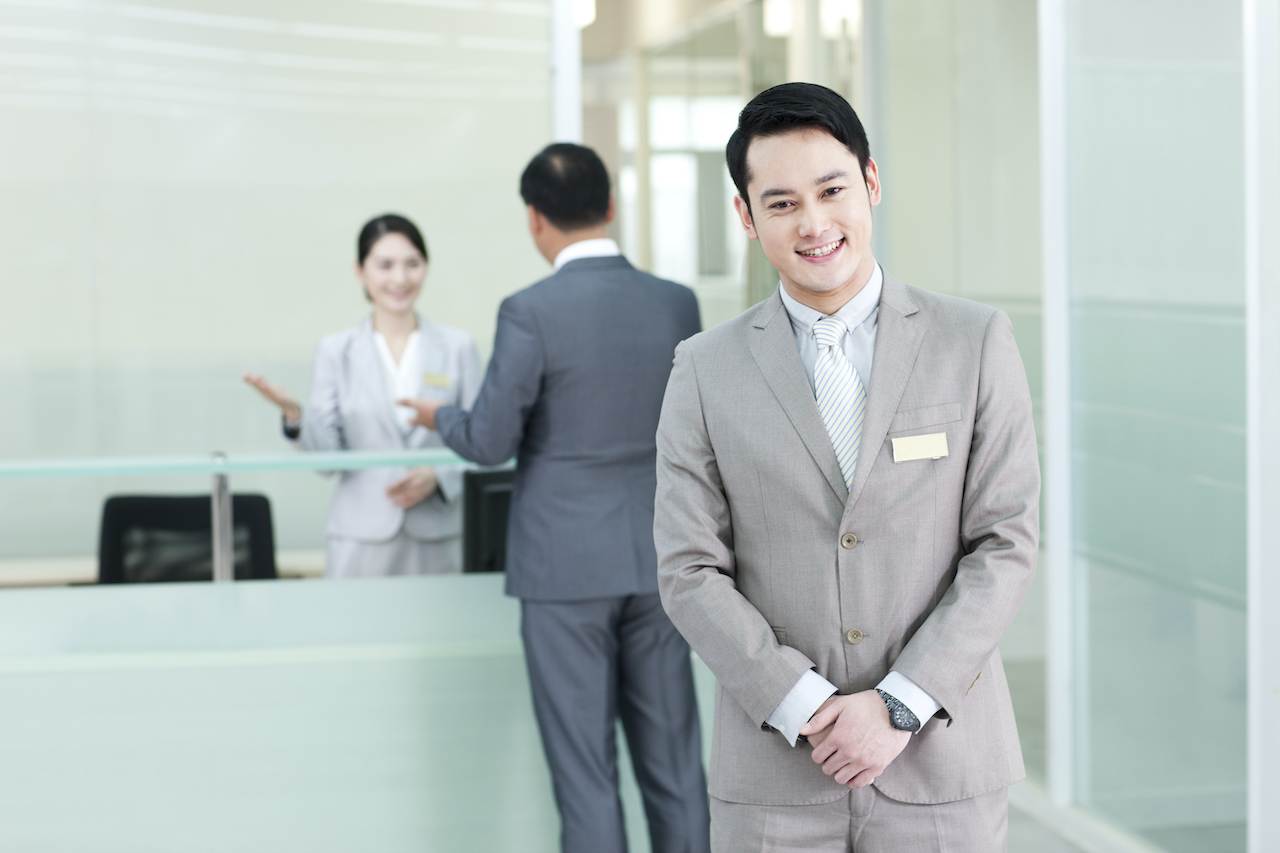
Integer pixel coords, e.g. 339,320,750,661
242,373,302,423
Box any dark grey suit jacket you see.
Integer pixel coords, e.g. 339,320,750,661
436,255,701,601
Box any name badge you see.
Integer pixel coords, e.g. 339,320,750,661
422,373,451,389
892,432,949,463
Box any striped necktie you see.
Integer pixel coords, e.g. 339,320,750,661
812,316,866,489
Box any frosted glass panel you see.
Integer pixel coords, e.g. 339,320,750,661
1066,1,1245,848
0,0,552,556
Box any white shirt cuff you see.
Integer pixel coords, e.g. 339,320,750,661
765,669,837,747
876,670,943,733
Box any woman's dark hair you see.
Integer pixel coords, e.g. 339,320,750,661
519,143,611,231
357,214,428,266
726,83,871,216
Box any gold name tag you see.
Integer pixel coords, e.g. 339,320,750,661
422,373,451,388
892,432,949,463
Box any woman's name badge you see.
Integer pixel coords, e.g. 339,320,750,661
422,373,451,388
892,432,949,463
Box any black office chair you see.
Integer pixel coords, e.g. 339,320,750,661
463,469,514,573
98,494,277,583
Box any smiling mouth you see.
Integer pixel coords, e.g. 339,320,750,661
797,238,844,258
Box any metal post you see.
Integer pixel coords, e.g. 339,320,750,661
787,0,821,83
1037,0,1075,807
1243,1,1280,848
211,452,234,583
631,48,652,271
550,0,583,142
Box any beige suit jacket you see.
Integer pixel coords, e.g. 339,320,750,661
654,273,1039,806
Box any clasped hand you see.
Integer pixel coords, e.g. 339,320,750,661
798,689,912,789
385,466,439,508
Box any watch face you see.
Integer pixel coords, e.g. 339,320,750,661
891,707,918,731
878,689,920,732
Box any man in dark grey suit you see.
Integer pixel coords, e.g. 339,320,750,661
401,143,709,853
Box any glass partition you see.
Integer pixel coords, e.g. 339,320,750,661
0,0,553,566
863,0,1046,782
1065,1,1246,849
0,449,479,584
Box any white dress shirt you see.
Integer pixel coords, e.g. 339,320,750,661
553,237,621,271
765,262,943,745
373,329,423,435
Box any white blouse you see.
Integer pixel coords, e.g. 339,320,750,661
372,329,422,435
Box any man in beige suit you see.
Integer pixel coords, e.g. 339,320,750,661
654,83,1039,850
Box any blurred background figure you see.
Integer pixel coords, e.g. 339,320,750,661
243,214,481,578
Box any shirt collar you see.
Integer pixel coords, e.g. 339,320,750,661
553,238,621,271
778,262,884,333
372,327,420,369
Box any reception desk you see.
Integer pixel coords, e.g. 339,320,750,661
0,569,714,851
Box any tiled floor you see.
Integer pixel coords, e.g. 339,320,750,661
1010,807,1089,853
1140,824,1247,853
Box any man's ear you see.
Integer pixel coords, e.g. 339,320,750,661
863,157,882,206
733,194,758,240
605,195,616,226
527,204,544,236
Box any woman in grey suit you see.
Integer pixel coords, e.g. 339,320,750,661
244,214,481,578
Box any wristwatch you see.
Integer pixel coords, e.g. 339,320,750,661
877,689,921,733
281,414,302,440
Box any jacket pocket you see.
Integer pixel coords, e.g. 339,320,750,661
888,402,962,433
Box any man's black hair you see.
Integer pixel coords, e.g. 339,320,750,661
726,82,871,216
520,143,611,231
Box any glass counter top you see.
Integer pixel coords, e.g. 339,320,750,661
0,449,471,479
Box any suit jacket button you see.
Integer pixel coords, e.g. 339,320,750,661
846,628,863,644
840,533,858,549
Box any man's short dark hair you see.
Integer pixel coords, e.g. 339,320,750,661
520,143,611,231
726,83,871,216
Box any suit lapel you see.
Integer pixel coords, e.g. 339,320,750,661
749,296,848,504
354,316,408,448
405,315,443,448
846,274,925,510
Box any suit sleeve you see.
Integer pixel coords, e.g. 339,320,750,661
433,335,484,504
655,342,820,727
890,310,1040,721
298,340,346,456
435,297,543,466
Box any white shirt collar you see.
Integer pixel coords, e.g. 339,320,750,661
778,262,884,333
553,237,621,271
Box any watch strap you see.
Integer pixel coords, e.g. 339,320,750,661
877,688,921,733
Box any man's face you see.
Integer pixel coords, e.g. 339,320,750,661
734,128,880,308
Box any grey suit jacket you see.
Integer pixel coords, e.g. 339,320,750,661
436,255,701,601
299,314,482,542
654,273,1039,806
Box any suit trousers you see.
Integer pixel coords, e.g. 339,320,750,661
521,593,711,853
710,786,1007,853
